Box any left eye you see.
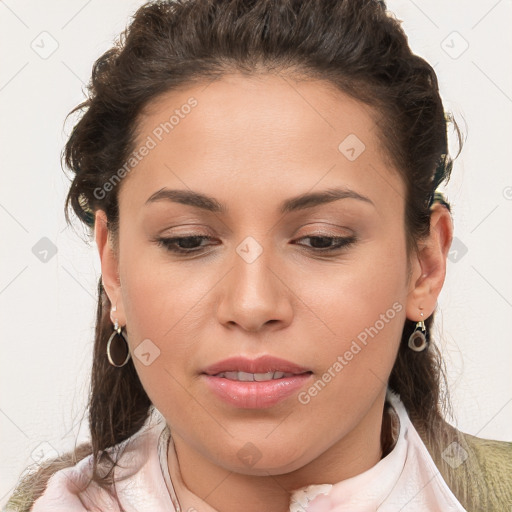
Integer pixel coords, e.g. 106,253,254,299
156,234,356,255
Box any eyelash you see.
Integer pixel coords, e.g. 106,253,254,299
155,234,357,255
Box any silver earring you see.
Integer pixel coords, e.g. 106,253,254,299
106,317,131,367
408,312,428,352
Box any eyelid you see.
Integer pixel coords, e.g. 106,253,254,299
292,220,355,235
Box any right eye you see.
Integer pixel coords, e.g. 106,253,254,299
155,235,215,254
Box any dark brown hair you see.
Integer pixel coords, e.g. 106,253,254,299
8,0,460,507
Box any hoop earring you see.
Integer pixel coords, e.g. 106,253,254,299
106,319,131,367
408,313,428,352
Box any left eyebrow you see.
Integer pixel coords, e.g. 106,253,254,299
280,187,375,214
144,186,374,214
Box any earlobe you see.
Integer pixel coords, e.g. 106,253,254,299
405,204,453,321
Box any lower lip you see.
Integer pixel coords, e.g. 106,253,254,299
202,373,313,409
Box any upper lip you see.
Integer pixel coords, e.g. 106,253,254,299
202,356,311,376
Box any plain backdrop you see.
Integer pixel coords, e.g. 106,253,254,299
1,0,511,505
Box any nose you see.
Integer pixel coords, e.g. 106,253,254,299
215,241,294,333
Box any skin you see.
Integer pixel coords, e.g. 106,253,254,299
95,73,453,512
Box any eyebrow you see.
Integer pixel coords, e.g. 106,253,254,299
144,186,374,214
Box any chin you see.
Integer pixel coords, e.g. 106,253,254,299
215,439,314,476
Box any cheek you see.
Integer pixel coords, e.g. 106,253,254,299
119,237,206,338
305,238,406,324
116,245,203,397
297,236,408,378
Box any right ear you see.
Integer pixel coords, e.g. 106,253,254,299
94,210,126,326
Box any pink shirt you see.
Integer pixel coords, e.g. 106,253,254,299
32,389,467,511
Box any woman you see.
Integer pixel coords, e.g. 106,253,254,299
6,0,511,510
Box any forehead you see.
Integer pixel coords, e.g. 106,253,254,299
119,73,404,218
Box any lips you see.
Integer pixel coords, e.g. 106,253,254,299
201,356,313,409
202,355,311,377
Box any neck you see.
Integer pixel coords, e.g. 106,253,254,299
168,391,389,512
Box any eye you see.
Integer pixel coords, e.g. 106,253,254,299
155,235,216,254
293,235,357,252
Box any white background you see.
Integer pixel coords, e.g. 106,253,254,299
1,0,511,505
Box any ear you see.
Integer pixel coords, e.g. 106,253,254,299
405,203,453,321
94,210,126,326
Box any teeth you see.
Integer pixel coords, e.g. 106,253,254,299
254,372,275,381
215,371,295,381
237,371,254,382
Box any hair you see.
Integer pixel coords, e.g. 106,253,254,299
9,0,462,507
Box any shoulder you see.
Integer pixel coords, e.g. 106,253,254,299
385,388,512,511
422,417,512,511
4,447,117,512
5,411,166,512
3,443,93,512
462,431,512,499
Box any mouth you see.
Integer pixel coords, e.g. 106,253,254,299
201,355,313,409
212,371,308,381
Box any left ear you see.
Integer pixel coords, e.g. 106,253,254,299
406,203,453,321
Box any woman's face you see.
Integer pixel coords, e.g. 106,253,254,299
99,73,422,480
